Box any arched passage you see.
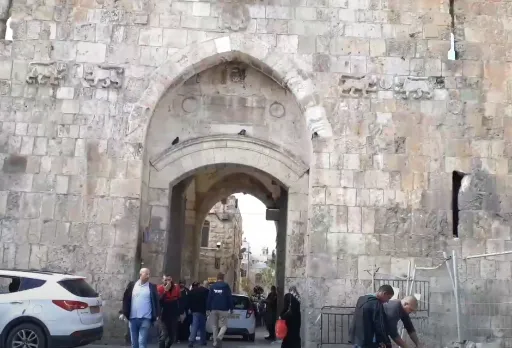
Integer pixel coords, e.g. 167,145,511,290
138,55,313,341
125,33,333,146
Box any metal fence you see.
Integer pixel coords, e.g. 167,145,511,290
320,306,430,346
459,301,512,345
374,278,430,314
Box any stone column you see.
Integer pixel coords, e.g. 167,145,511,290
276,187,288,312
165,180,188,280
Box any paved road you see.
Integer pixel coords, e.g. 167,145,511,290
87,328,281,348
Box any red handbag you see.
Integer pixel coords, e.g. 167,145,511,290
276,319,287,340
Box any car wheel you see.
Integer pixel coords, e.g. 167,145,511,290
248,333,255,342
6,323,46,348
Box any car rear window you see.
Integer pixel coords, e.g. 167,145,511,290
233,296,250,310
19,278,46,291
58,279,98,298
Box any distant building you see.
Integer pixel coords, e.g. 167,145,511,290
198,195,243,292
240,241,276,292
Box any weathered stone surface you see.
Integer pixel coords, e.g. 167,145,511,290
0,1,511,346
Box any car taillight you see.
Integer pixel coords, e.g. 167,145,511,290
246,308,254,318
52,300,89,311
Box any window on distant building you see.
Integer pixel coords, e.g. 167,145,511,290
201,221,210,247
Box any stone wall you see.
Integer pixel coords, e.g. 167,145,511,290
0,0,512,346
198,195,243,291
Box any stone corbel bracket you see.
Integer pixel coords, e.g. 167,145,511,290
26,61,67,86
83,64,125,89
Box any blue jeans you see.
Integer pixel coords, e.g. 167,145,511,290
129,318,151,348
188,312,207,345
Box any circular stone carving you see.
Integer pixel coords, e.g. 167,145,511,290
269,102,285,118
182,97,199,113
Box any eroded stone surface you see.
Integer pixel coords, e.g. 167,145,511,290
0,0,511,347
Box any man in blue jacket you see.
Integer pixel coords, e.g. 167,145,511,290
207,273,234,348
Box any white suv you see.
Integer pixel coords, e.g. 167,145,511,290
0,269,104,348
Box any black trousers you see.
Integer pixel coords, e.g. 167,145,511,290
159,317,178,348
266,311,277,338
178,314,191,341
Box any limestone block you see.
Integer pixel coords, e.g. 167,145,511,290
307,253,338,279
20,192,42,218
14,243,30,269
139,28,163,47
0,173,33,192
480,259,496,279
105,247,135,274
313,168,340,187
192,2,210,17
56,87,74,99
0,60,12,79
326,187,356,206
276,34,298,53
76,247,108,274
347,206,361,233
60,99,80,113
40,194,56,219
74,23,96,42
76,42,107,63
110,178,141,198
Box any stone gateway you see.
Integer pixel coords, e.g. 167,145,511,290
0,0,511,347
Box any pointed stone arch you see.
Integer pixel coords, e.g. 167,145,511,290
126,33,333,144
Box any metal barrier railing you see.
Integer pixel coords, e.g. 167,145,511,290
320,306,354,345
374,279,430,313
320,306,429,346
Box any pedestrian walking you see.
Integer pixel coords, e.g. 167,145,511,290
177,280,191,342
188,281,209,347
207,272,234,348
349,284,394,348
120,268,160,348
265,285,278,341
279,286,301,348
157,274,181,348
384,296,421,348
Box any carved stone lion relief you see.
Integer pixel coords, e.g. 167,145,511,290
83,65,125,88
26,61,67,86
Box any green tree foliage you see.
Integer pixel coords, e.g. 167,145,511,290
261,249,276,291
240,277,253,295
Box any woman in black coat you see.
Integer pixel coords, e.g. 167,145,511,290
280,286,301,348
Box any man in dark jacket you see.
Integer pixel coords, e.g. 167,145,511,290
207,273,234,348
264,286,278,341
349,284,394,348
157,274,181,348
188,281,210,347
384,296,420,348
120,268,160,348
